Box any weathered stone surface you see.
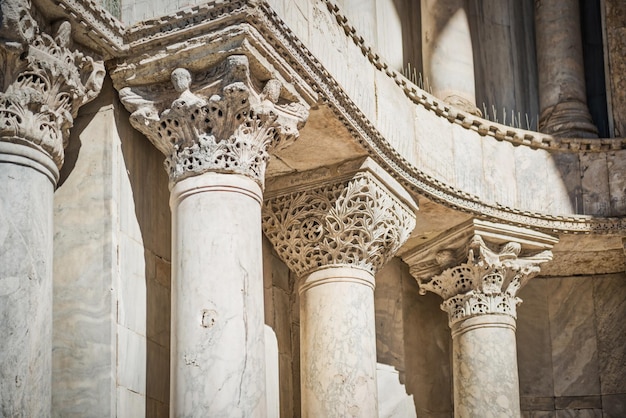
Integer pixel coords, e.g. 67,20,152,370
0,146,54,418
604,0,626,137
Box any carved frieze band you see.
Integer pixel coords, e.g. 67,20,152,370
118,55,308,186
262,171,416,277
0,0,105,169
419,235,552,325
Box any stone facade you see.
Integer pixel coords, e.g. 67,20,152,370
1,0,625,417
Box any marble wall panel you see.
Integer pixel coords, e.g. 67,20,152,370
401,270,453,416
376,71,417,161
308,2,349,95
592,273,626,395
375,258,407,373
344,34,378,124
602,394,626,418
375,0,404,70
514,145,549,212
53,94,117,417
480,136,517,207
607,151,626,215
270,0,310,47
452,124,484,199
550,153,582,215
579,153,610,216
547,277,601,398
517,278,555,399
116,386,145,418
413,106,454,184
262,237,297,418
554,409,602,418
146,339,169,404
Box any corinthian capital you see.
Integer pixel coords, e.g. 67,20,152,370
118,55,308,186
0,0,105,169
262,158,417,277
402,220,557,326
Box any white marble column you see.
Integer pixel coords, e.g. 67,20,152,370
0,5,103,415
535,0,598,137
403,220,557,417
421,0,479,115
262,159,417,417
119,55,307,417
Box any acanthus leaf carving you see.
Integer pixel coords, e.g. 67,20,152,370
262,170,417,277
0,0,105,169
419,234,552,325
118,55,308,186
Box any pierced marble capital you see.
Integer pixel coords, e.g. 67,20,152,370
0,0,105,169
421,234,552,326
118,55,308,186
262,159,417,277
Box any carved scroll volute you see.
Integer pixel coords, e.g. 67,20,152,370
419,234,553,325
118,55,309,187
0,0,105,169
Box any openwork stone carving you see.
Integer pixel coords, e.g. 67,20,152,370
419,235,552,326
118,55,308,186
0,0,105,169
262,171,416,277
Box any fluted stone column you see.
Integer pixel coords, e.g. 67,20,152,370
262,159,417,417
0,3,104,415
403,220,556,417
421,0,480,115
535,0,598,137
119,55,307,417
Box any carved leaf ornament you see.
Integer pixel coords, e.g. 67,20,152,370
0,0,105,168
119,55,307,186
262,172,416,277
419,235,552,325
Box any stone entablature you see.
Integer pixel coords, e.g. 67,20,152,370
403,219,557,325
0,0,104,170
118,55,307,186
23,0,625,232
262,158,418,276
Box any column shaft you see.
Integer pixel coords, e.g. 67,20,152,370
421,0,478,114
451,315,521,418
535,0,598,137
170,173,266,417
300,267,378,418
0,143,58,417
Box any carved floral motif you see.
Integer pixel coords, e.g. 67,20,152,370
118,55,308,186
262,172,416,277
0,0,105,169
419,235,552,325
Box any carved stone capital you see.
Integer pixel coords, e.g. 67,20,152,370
118,55,308,186
402,220,557,326
0,0,105,169
262,158,417,277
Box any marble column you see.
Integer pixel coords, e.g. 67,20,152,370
0,3,104,415
535,0,598,137
118,55,307,417
403,220,556,417
421,0,480,115
262,159,418,417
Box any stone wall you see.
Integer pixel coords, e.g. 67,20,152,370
517,274,626,417
52,78,171,417
385,265,626,418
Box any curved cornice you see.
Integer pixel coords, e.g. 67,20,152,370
39,0,626,234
